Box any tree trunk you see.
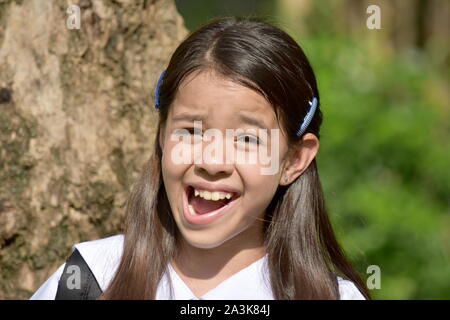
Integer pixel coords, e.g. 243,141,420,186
0,0,187,299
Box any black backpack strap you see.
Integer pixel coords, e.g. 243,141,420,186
55,248,103,300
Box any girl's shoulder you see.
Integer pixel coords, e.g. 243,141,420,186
30,234,124,299
31,235,367,300
71,234,124,287
72,234,124,266
337,276,367,300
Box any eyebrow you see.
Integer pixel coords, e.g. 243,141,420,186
171,113,206,123
171,111,271,133
238,114,271,131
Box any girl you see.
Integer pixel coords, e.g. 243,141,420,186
31,17,370,300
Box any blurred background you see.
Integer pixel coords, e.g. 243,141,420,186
0,0,448,299
174,0,450,299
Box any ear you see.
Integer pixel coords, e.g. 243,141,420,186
279,133,320,186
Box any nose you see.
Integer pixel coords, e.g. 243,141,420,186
193,135,234,177
195,160,234,177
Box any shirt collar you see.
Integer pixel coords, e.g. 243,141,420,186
156,254,274,300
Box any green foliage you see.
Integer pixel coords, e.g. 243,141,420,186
303,34,450,299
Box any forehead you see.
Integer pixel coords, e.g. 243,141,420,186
169,70,279,128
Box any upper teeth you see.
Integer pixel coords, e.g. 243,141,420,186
194,188,233,201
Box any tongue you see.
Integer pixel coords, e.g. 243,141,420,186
191,196,228,215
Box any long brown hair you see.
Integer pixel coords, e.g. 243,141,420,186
101,17,370,300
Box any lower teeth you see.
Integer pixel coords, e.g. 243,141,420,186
188,203,227,216
188,204,198,216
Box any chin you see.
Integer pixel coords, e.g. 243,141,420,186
180,230,233,250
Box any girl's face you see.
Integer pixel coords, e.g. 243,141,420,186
160,70,314,249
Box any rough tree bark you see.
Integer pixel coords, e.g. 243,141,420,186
0,0,187,299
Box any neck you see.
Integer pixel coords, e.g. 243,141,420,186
171,223,267,281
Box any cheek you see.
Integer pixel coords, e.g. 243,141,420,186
161,140,189,188
238,164,280,211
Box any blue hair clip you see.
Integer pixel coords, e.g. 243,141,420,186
295,96,318,137
154,70,166,109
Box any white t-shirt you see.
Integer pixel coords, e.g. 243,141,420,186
30,234,366,300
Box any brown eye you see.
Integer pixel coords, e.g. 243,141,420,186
185,128,202,136
237,135,260,145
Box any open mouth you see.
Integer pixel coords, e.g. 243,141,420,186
185,185,240,216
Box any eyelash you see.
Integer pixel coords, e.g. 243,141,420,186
173,128,203,138
237,135,261,145
181,128,261,145
184,128,202,135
